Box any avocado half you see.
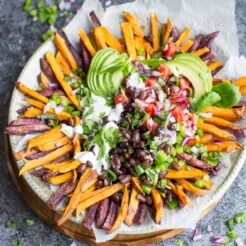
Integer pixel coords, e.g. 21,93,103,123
165,53,213,101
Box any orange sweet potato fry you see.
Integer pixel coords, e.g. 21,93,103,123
78,28,96,56
54,32,78,70
240,86,246,94
131,176,145,195
19,144,73,175
39,72,49,89
121,22,137,60
125,187,139,226
234,76,246,87
208,61,224,72
212,78,231,86
188,134,214,146
37,136,70,152
176,179,208,196
93,27,107,50
197,122,236,141
56,51,73,75
151,188,164,223
16,82,49,104
44,159,81,173
47,171,73,185
175,27,190,47
23,98,45,110
122,11,144,38
204,116,243,130
206,141,243,152
15,148,38,161
150,12,160,51
21,107,43,118
144,39,154,55
109,184,129,232
193,47,209,56
181,39,194,52
162,17,172,45
165,168,207,179
45,51,81,110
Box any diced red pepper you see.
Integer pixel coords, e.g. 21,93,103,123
157,64,171,80
145,103,157,117
170,106,185,123
114,94,129,105
145,78,157,87
142,118,158,133
179,77,191,90
164,42,179,59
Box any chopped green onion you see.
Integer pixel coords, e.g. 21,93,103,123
72,111,81,117
65,105,75,114
157,179,168,189
197,128,204,137
226,230,238,239
183,145,191,153
61,97,70,107
106,169,118,182
137,48,145,56
6,220,16,229
159,191,166,199
234,212,246,224
227,218,234,231
155,150,167,165
41,29,53,41
141,184,152,195
134,164,145,176
177,239,184,246
176,135,183,145
194,180,204,188
166,156,173,164
37,1,45,8
23,0,32,11
154,163,167,172
37,114,55,119
29,9,37,17
25,219,35,226
167,198,179,209
171,147,177,157
176,145,183,154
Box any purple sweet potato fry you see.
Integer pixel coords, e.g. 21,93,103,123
4,125,50,135
96,198,110,228
189,34,203,52
30,168,49,177
40,58,59,84
102,200,118,230
199,31,219,49
9,119,45,126
211,65,223,76
83,203,99,230
38,89,65,97
171,26,180,42
201,50,217,63
133,203,148,225
80,39,91,72
89,11,101,27
17,106,30,114
25,150,53,160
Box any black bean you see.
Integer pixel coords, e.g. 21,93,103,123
135,150,146,159
89,145,95,152
102,116,109,124
166,191,173,202
140,173,147,182
124,163,131,168
129,167,137,177
115,148,127,154
96,180,103,189
111,193,121,203
142,179,153,186
132,130,140,142
103,179,110,187
163,84,170,95
133,141,145,148
125,86,139,98
146,195,153,205
164,144,171,155
139,90,147,100
171,161,181,171
124,152,131,159
114,168,123,176
77,163,87,174
123,132,131,140
119,175,131,184
121,167,128,174
158,142,166,150
141,160,150,168
119,142,129,148
158,170,168,180
168,123,175,131
129,158,136,166
111,154,121,167
98,173,106,180
68,117,75,126
86,160,93,168
137,194,146,203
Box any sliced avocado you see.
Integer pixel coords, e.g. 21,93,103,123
164,53,213,101
87,48,131,97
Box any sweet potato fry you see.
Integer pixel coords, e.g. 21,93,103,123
45,51,81,110
162,17,172,45
57,168,92,225
125,187,139,226
37,136,70,152
16,82,49,104
83,203,99,230
76,182,125,215
144,40,154,55
212,78,231,86
204,116,243,130
175,27,190,47
181,39,194,52
165,168,207,179
205,141,243,152
19,144,73,175
193,47,209,56
78,28,96,56
131,176,145,195
47,171,73,185
23,98,45,109
151,188,164,224
93,27,107,50
176,179,208,196
240,86,246,94
21,107,43,118
121,22,137,60
150,12,160,51
39,72,49,89
54,32,78,70
44,159,81,173
15,148,38,161
188,134,214,146
134,36,145,56
56,51,73,75
234,76,246,87
204,106,245,121
122,11,144,38
197,122,236,140
208,61,224,72
5,125,50,136
109,184,129,232
27,125,64,150
72,115,81,145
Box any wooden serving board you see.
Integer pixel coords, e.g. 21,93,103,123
4,136,217,246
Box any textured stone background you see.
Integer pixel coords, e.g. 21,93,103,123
0,0,245,245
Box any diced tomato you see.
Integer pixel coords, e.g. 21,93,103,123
114,94,129,105
145,103,157,116
145,78,157,87
179,77,191,90
157,64,171,80
164,42,179,59
189,113,198,124
142,118,158,133
170,106,185,123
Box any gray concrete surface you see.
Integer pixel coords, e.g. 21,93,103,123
0,0,245,245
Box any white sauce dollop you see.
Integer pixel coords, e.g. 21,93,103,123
127,72,145,89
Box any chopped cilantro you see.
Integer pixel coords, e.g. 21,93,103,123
10,238,22,246
73,68,85,79
148,136,160,151
145,168,158,185
157,179,169,189
25,218,35,226
29,9,37,17
23,0,32,11
37,1,45,8
41,29,53,41
6,220,16,229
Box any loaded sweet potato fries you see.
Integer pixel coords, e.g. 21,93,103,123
5,11,246,231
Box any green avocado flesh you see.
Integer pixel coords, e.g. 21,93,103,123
165,53,213,101
87,48,130,97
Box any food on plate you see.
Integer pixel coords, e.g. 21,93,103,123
5,10,246,232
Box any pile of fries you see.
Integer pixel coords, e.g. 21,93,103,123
5,10,245,232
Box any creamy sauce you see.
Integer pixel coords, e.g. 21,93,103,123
127,72,145,89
